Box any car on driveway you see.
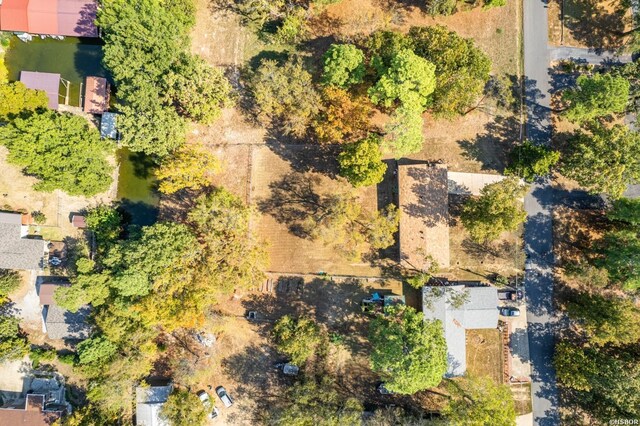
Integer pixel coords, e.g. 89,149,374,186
197,390,219,419
499,306,521,317
216,386,233,408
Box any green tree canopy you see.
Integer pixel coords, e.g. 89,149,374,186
0,111,113,196
368,48,436,110
0,311,29,362
163,53,232,124
365,31,413,76
554,342,640,422
608,197,640,227
116,84,186,157
383,105,424,158
251,58,321,137
506,140,560,182
409,26,491,117
0,82,48,121
460,177,527,243
566,292,640,345
369,305,447,394
562,73,630,123
86,205,123,248
272,315,322,365
599,229,640,291
321,44,366,88
98,0,201,156
443,376,517,426
561,123,640,198
161,389,207,426
0,269,21,300
338,135,387,187
271,378,363,426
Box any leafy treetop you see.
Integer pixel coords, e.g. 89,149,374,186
369,305,447,394
0,111,113,196
321,44,366,88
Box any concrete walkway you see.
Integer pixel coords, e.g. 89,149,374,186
549,47,632,64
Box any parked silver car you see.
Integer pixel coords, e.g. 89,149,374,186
215,386,233,408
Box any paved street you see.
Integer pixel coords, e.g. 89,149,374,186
522,1,630,423
523,0,560,424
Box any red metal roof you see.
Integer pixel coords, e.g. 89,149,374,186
0,0,29,32
27,0,58,35
0,0,98,37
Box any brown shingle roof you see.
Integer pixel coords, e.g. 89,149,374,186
83,77,109,114
0,394,62,426
398,163,450,270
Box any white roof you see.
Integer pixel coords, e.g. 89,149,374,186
136,385,172,426
422,285,498,376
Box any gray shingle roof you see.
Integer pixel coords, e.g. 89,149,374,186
136,385,172,426
0,213,46,270
43,304,91,340
422,285,498,377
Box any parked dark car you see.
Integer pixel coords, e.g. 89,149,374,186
377,382,395,395
497,289,524,301
499,306,521,317
216,386,233,408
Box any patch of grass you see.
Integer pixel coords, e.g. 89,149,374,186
466,328,503,383
36,226,65,241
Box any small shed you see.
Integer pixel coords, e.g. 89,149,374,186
19,71,60,110
100,112,118,139
71,215,86,228
83,76,109,114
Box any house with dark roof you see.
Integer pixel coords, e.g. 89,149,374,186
38,282,91,340
422,284,498,376
0,212,46,271
0,0,98,38
135,384,173,426
0,394,63,426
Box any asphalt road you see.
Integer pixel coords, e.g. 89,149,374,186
523,0,561,424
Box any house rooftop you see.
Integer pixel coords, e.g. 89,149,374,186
398,163,450,270
19,71,60,110
0,394,63,426
0,0,99,37
135,384,173,426
43,304,91,340
422,284,498,376
0,212,46,270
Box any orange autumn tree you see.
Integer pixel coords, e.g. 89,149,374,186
313,87,373,144
155,144,221,194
